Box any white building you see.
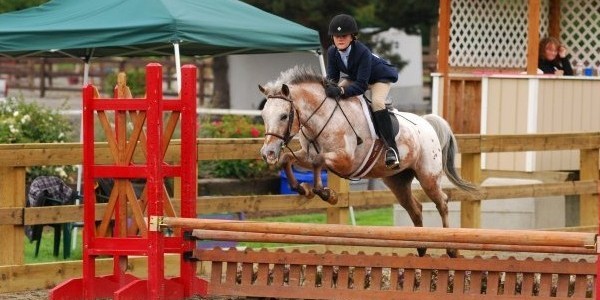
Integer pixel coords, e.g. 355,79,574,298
373,28,425,112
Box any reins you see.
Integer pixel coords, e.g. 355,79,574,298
298,95,334,154
264,91,362,158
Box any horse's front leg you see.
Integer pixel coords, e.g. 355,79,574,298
280,151,315,199
311,150,354,205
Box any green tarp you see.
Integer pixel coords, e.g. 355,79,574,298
0,0,320,58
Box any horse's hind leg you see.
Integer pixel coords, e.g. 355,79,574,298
417,172,458,258
382,170,427,257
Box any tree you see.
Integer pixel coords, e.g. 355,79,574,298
0,0,48,13
243,0,439,64
241,0,439,70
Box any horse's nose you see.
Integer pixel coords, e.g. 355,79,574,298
259,147,270,162
260,143,280,165
260,151,267,162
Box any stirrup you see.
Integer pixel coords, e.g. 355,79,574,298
385,148,400,169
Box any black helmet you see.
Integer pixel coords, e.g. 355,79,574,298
328,14,358,36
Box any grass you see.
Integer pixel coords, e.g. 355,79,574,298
24,226,83,263
25,206,394,261
239,206,393,248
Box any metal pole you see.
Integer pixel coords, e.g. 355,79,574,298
173,42,182,93
71,60,90,250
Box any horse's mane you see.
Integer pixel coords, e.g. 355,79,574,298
263,65,326,94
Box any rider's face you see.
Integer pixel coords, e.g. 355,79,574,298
543,43,558,61
333,35,352,51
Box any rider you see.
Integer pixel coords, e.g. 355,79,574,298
324,14,400,169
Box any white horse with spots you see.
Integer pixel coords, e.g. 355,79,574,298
259,66,479,257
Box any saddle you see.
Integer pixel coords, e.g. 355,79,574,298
347,95,401,179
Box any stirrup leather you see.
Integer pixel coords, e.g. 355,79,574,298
385,147,400,169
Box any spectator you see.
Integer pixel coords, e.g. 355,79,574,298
538,37,573,75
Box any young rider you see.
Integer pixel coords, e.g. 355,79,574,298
324,14,400,169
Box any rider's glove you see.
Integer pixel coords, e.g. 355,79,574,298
325,84,343,99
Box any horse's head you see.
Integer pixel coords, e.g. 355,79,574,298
257,66,329,165
258,83,299,165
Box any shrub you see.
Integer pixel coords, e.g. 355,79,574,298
0,96,75,183
198,115,274,179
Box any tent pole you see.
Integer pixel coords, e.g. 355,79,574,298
73,57,91,250
83,61,90,85
315,49,326,75
173,42,182,92
77,58,91,193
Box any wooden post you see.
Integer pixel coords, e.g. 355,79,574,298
0,166,26,265
437,0,451,75
173,177,182,202
526,0,541,75
579,149,599,226
438,0,452,117
548,0,561,39
326,172,349,225
40,58,47,98
460,153,482,228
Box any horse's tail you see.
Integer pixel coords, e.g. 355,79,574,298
423,114,480,193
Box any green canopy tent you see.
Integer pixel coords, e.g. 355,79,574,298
0,0,323,88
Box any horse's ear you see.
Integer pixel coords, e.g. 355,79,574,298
258,84,266,95
282,84,290,96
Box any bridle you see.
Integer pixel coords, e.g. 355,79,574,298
263,94,298,147
263,92,333,155
264,91,361,155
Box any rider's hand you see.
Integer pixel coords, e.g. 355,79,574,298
325,84,343,98
558,46,568,59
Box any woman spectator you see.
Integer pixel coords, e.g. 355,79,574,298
538,37,573,75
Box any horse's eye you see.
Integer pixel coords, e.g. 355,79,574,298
280,114,288,121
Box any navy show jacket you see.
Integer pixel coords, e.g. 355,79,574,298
326,40,398,98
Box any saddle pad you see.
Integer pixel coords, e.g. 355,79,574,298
348,96,380,179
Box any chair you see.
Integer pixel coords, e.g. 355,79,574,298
25,176,79,259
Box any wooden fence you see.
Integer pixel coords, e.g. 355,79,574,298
175,218,596,299
0,132,599,293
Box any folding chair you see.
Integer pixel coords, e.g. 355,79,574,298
25,176,80,259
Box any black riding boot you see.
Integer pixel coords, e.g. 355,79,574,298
373,110,400,169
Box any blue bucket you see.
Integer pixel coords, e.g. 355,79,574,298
280,167,327,195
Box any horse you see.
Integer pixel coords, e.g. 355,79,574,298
258,66,479,257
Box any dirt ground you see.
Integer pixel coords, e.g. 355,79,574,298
0,289,49,300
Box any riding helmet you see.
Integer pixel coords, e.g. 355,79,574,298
328,14,358,36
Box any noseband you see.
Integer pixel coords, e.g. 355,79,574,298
264,95,297,146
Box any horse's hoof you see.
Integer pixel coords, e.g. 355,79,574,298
298,182,315,199
417,247,427,257
314,187,337,205
326,189,338,205
447,248,458,258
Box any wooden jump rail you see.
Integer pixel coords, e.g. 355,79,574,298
162,217,597,255
159,217,598,299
